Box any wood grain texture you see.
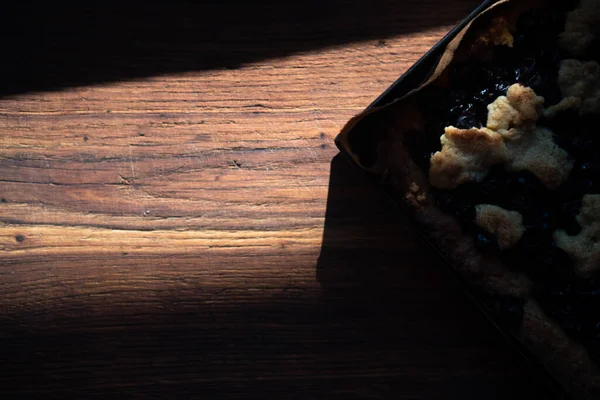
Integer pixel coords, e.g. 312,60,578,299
1,1,556,398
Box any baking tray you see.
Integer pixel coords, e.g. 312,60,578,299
334,0,569,398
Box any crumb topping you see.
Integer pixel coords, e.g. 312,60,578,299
407,182,427,203
475,204,525,249
558,0,600,56
558,59,600,114
543,96,582,119
475,16,515,48
505,127,574,190
429,127,508,189
429,84,572,189
554,194,600,277
487,83,544,137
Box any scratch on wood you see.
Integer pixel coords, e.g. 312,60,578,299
128,145,137,183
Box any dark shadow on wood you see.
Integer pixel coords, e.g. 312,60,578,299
0,156,561,399
0,0,482,98
314,153,558,399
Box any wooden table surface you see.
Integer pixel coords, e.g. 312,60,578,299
1,1,557,398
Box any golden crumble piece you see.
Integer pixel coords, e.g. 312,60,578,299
475,204,525,249
429,126,508,189
487,84,544,137
506,127,573,190
558,0,600,56
558,59,600,114
543,97,582,119
475,16,515,48
554,194,600,278
406,182,427,203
